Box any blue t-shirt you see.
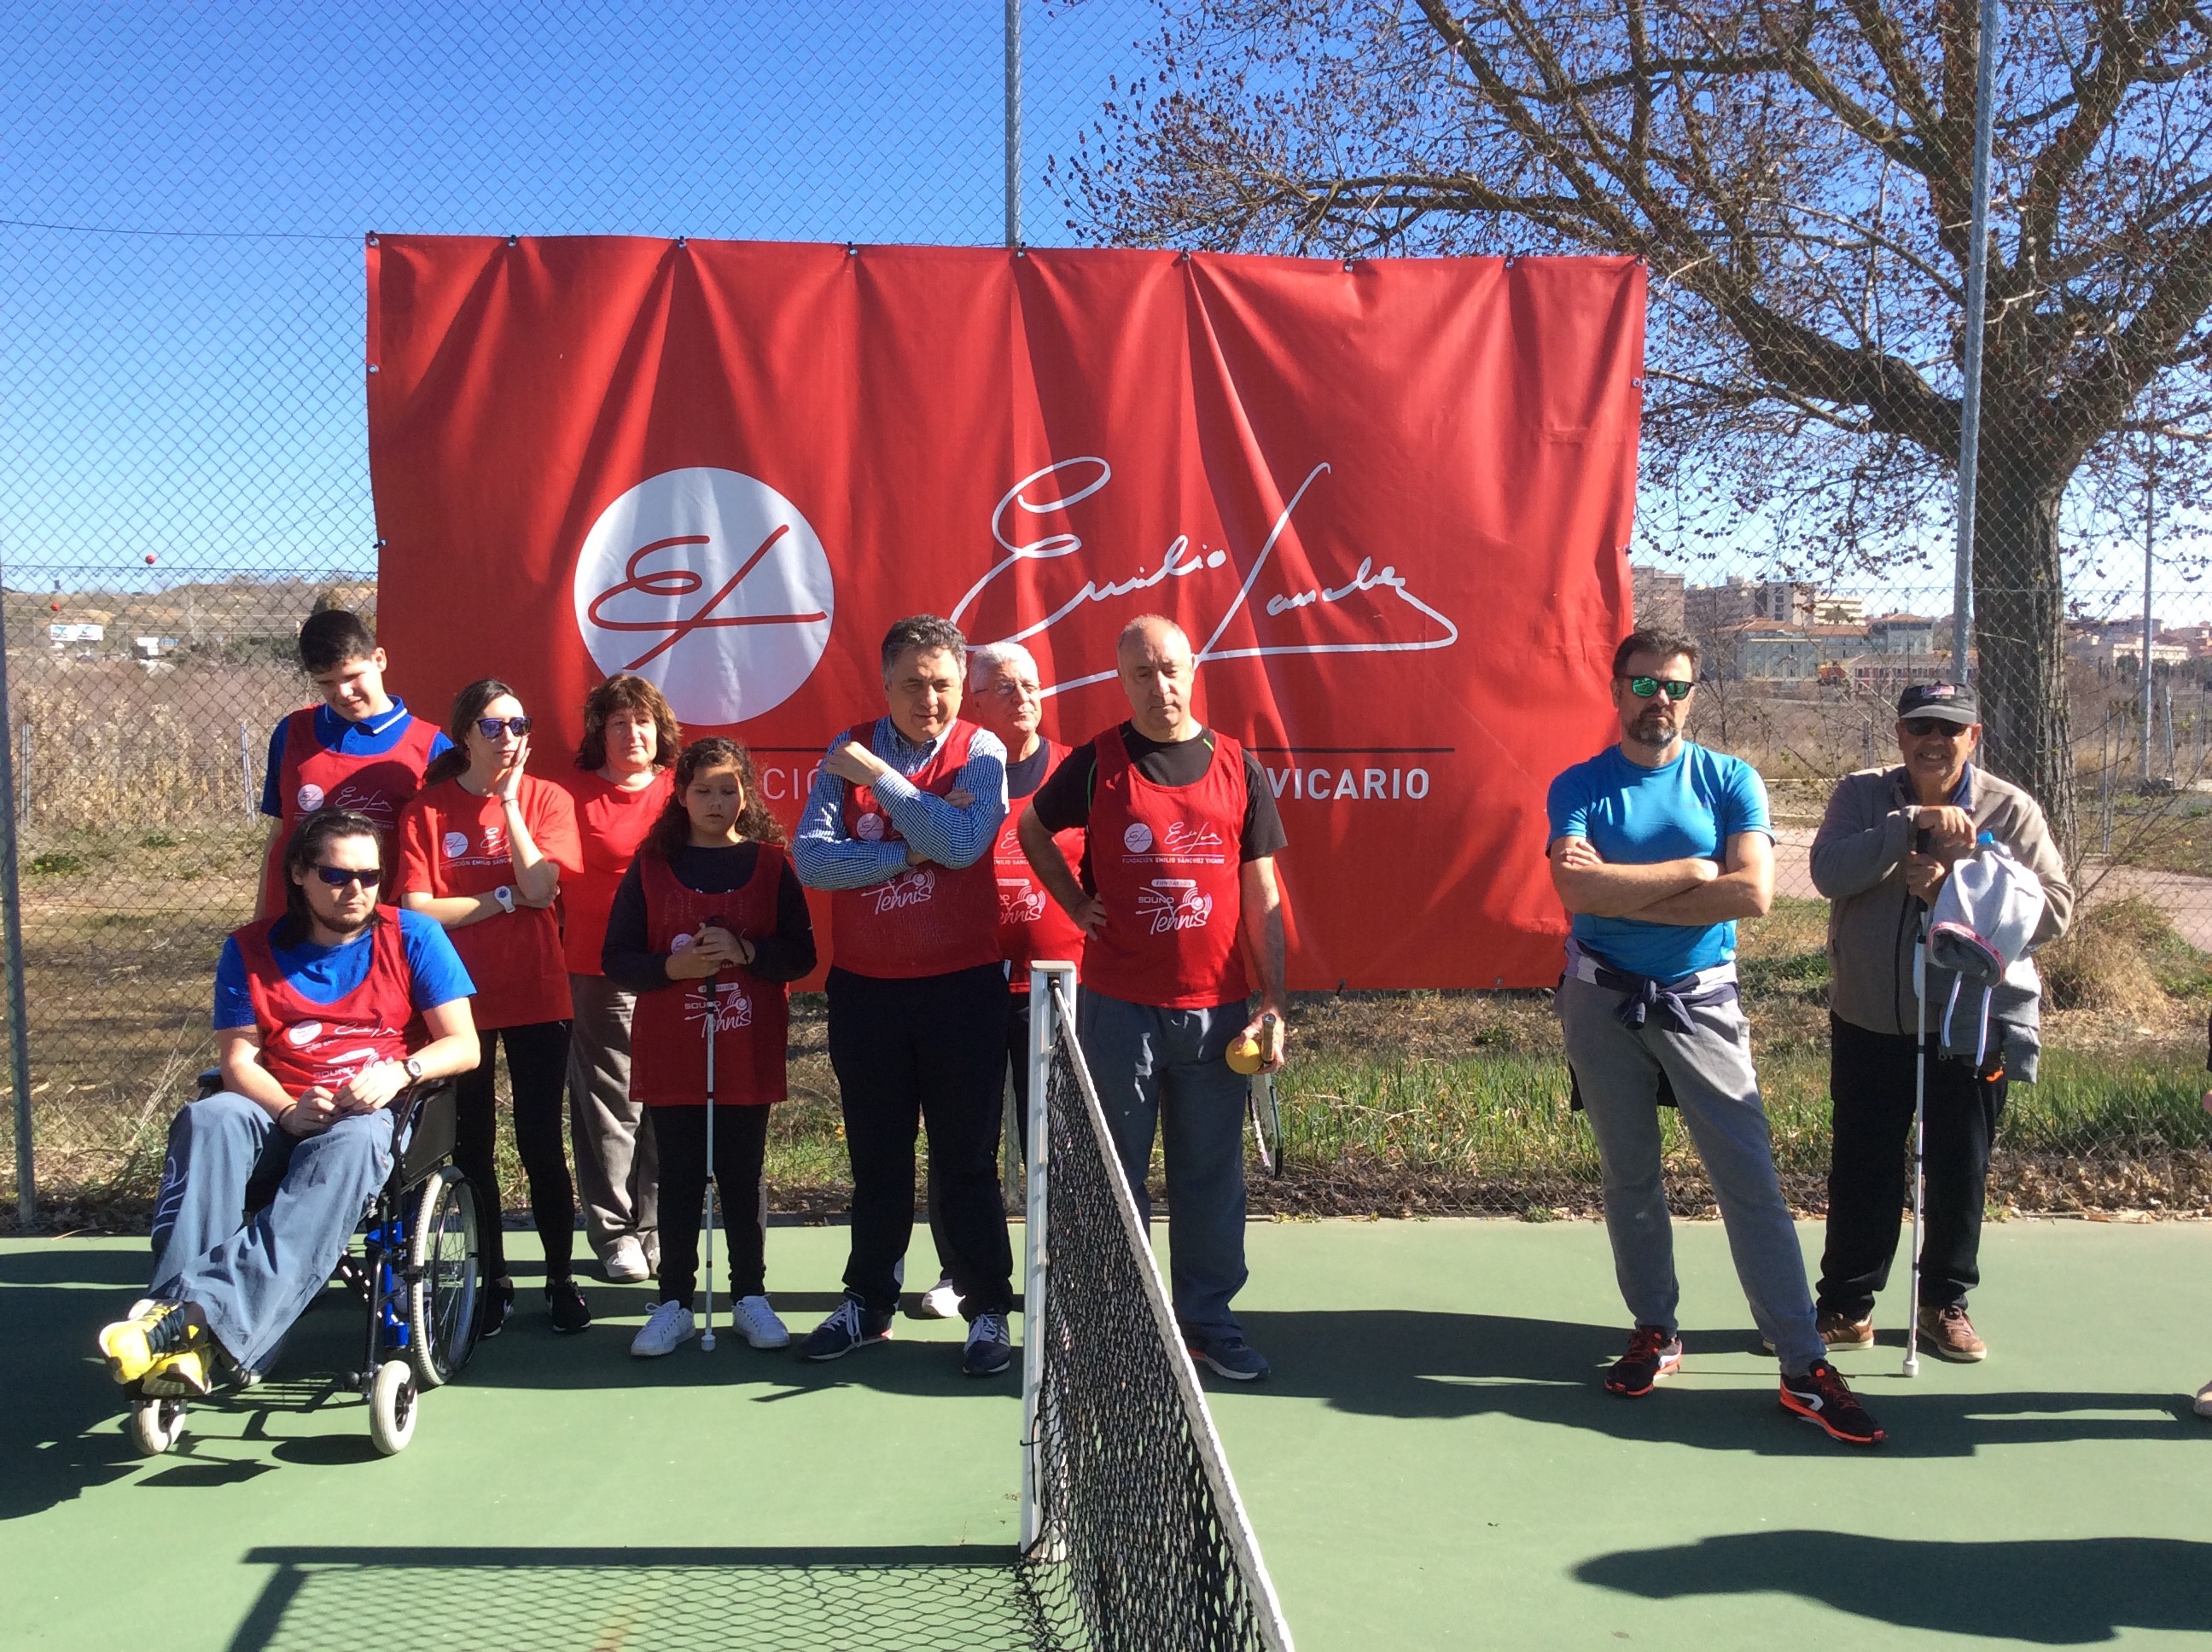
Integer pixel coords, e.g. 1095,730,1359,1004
259,699,453,818
1545,742,1772,980
213,908,474,1030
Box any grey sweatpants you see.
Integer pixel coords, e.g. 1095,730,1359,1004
567,972,659,1257
1556,972,1825,1374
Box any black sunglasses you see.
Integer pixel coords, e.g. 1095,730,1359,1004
1623,676,1694,702
1901,718,1969,738
475,716,533,738
313,864,383,888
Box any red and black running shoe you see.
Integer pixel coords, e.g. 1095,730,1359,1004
1604,1325,1684,1397
1778,1358,1887,1446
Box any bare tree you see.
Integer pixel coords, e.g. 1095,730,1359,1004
1057,0,2212,851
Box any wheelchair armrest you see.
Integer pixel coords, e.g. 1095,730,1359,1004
391,1078,460,1189
195,1067,223,1100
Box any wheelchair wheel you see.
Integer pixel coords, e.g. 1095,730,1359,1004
129,1393,188,1457
369,1359,416,1456
406,1165,480,1389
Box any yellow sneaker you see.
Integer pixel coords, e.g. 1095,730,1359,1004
96,1300,203,1387
139,1347,214,1398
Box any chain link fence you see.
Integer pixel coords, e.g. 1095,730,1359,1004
5,1,2210,1225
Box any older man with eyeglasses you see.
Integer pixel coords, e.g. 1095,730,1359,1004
1548,626,1884,1446
1809,682,2071,1363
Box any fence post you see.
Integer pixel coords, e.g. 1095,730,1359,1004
0,598,36,1226
239,719,255,817
1004,0,1022,249
15,722,28,825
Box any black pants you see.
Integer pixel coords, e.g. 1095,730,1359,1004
827,964,1013,1318
652,1103,771,1306
928,991,1032,1280
1817,1014,2007,1317
453,1020,576,1284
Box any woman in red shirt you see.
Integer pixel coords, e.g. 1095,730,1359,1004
562,675,679,1288
396,679,586,1337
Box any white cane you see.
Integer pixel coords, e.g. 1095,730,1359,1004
700,963,720,1353
1903,912,1928,1379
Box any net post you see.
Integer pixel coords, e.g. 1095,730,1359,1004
1019,959,1072,1555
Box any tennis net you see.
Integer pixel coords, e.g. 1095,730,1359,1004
1020,969,1294,1652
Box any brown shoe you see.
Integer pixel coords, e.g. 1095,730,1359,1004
1918,1303,1987,1362
1817,1310,1874,1350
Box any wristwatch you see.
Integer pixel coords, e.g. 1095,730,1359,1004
493,885,515,915
403,1056,425,1084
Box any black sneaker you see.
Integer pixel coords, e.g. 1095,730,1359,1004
797,1296,894,1361
546,1277,591,1335
1604,1325,1683,1396
478,1277,516,1341
1779,1358,1887,1446
962,1312,1013,1378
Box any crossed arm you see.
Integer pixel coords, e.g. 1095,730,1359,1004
1548,831,1774,926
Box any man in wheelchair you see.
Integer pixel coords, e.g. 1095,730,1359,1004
96,806,480,1396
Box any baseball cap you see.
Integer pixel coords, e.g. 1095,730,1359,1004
1896,682,1978,724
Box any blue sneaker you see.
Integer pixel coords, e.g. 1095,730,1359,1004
797,1296,894,1362
1189,1335,1270,1382
962,1312,1013,1378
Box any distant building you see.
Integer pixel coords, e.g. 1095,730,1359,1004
48,623,102,648
1685,576,1760,636
1630,565,1685,631
1719,620,1871,682
1848,652,1973,694
1811,595,1866,625
1867,614,1938,655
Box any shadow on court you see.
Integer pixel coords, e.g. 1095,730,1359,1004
1232,1308,2206,1457
1575,1531,2212,1643
229,1544,1047,1652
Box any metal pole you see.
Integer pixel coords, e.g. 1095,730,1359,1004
1004,0,1022,248
0,594,35,1226
2142,439,2157,786
239,719,255,817
1952,0,2000,671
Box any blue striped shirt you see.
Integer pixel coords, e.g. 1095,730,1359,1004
791,718,1008,891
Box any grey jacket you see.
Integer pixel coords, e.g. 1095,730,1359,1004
1809,765,2074,1036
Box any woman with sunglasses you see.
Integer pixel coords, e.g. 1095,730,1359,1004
395,679,588,1335
602,737,816,1358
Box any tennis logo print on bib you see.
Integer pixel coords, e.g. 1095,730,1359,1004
874,865,936,913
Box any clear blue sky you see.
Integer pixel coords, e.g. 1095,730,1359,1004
0,1,2186,623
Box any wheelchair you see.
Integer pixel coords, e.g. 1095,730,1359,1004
129,1073,482,1459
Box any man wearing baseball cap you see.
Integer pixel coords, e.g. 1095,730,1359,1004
1809,681,2072,1361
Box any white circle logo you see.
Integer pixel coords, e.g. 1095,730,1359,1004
573,467,835,727
442,831,469,859
286,1021,323,1047
1122,822,1155,853
854,812,884,842
295,783,325,812
669,932,694,952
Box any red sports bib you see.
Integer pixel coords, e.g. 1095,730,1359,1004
234,910,416,1098
628,846,789,1108
260,708,441,915
1082,725,1250,1009
996,736,1087,993
828,719,1002,980
560,769,675,976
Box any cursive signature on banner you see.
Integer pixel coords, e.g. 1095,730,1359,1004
949,457,1458,697
585,528,830,672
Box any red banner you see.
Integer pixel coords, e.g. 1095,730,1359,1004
367,238,1643,988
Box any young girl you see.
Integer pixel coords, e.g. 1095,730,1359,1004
602,737,817,1357
395,679,585,1336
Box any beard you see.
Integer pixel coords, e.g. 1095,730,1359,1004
1627,710,1678,748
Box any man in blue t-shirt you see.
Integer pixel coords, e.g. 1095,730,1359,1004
1545,626,1884,1447
96,809,478,1398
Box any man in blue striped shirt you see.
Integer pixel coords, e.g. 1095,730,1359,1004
792,615,1017,1376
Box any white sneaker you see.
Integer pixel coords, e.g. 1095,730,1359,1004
732,1294,791,1350
917,1276,963,1320
630,1300,696,1358
602,1236,650,1284
2196,1376,2212,1419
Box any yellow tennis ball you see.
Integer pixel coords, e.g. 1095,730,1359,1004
1226,1034,1265,1075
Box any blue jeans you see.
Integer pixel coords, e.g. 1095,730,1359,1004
148,1091,395,1373
1075,988,1250,1344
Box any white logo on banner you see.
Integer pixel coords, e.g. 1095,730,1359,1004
573,467,835,726
1121,822,1155,853
442,831,469,860
295,783,325,812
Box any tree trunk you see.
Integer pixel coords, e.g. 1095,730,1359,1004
1970,455,2079,860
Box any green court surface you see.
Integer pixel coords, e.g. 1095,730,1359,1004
7,1218,2210,1649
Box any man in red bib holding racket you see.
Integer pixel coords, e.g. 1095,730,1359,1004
1021,614,1289,1382
95,808,479,1396
791,615,1016,1377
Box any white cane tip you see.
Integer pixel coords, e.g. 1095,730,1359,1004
1901,1356,1918,1377
701,1332,717,1351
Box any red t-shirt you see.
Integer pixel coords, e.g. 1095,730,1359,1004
394,774,582,1030
559,768,675,977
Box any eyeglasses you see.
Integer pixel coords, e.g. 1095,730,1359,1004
313,864,382,888
1623,676,1694,701
475,716,533,738
1901,718,1969,738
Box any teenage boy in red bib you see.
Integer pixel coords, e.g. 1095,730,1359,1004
96,808,478,1396
790,615,1016,1377
254,609,450,919
1019,614,1288,1382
